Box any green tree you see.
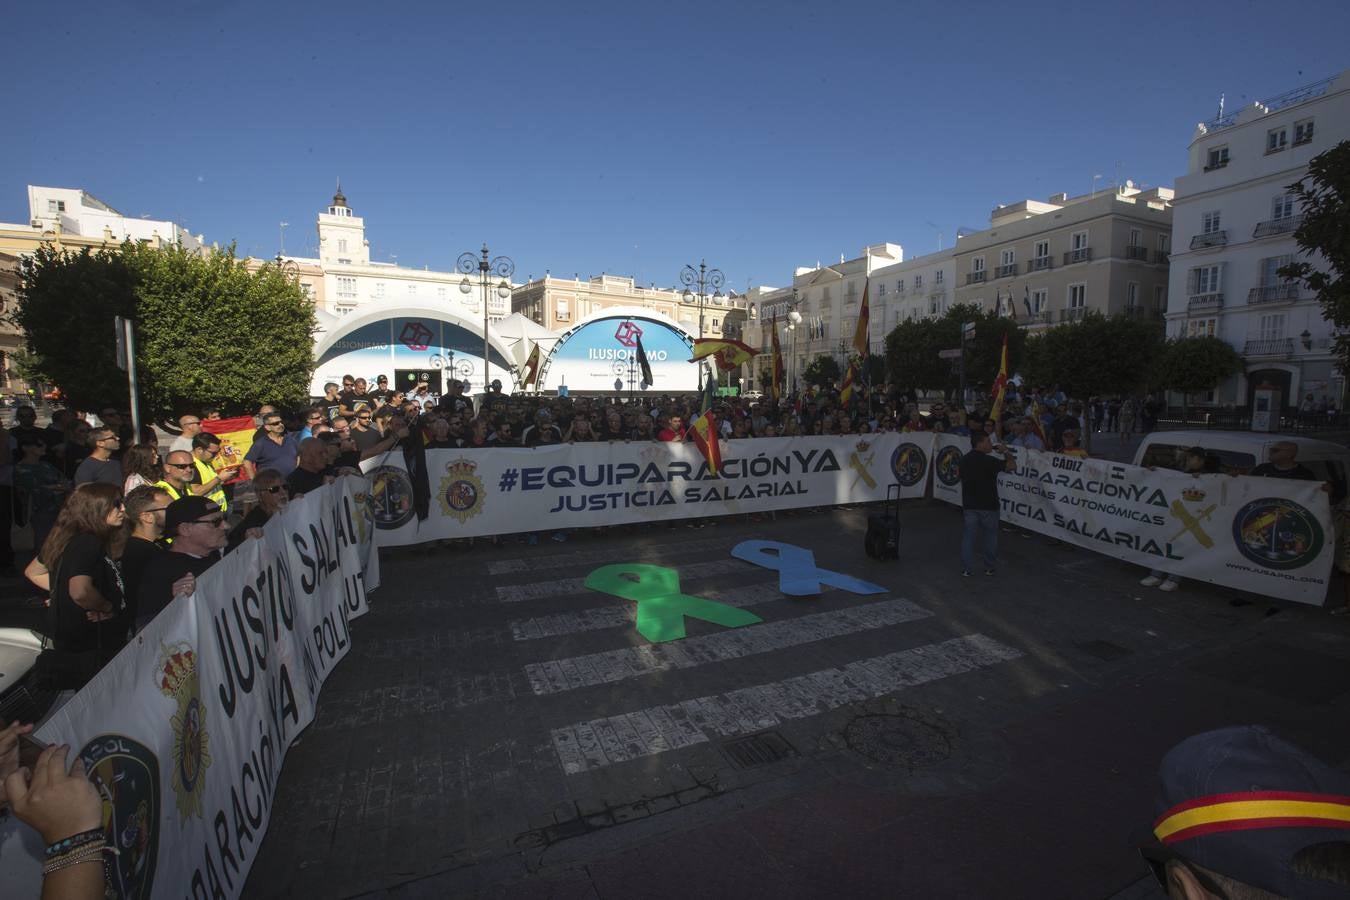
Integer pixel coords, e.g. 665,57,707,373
1153,336,1243,420
882,304,1024,398
13,242,316,418
801,354,840,388
1021,313,1164,397
1279,139,1350,372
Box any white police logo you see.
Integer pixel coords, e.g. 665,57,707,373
439,458,486,523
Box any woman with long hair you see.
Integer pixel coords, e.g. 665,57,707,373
122,442,162,494
23,483,127,688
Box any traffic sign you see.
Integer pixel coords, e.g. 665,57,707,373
962,321,976,337
937,348,963,360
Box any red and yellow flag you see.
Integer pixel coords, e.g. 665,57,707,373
839,359,858,405
689,338,759,372
989,333,1009,422
201,415,255,484
1030,399,1053,448
853,279,870,357
690,410,722,477
519,341,542,389
769,314,785,401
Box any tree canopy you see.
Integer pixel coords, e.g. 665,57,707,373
1152,336,1243,397
1021,312,1164,397
802,354,841,388
1280,139,1350,372
882,304,1025,396
13,242,316,418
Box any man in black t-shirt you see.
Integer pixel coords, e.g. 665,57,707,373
960,430,1016,577
1249,441,1317,481
286,438,332,497
339,377,374,418
121,485,170,627
369,374,394,407
437,379,475,418
136,496,225,631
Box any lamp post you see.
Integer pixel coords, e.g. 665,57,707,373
457,244,514,393
680,259,725,391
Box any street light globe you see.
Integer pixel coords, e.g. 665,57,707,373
682,289,693,304
496,280,511,299
788,310,803,326
459,276,472,295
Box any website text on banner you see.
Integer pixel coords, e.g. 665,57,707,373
22,476,380,900
362,433,937,545
932,435,1333,605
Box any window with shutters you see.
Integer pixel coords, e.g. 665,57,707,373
1068,283,1086,309
1189,265,1222,296
915,273,923,289
1272,194,1295,220
1294,118,1315,145
1266,127,1288,153
1259,314,1285,340
1202,211,1221,234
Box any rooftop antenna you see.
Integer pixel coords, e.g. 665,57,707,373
279,221,289,257
1091,174,1103,197
925,221,942,251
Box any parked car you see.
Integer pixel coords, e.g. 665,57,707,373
1133,430,1350,486
0,627,54,726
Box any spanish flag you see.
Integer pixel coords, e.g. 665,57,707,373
769,314,785,401
1030,399,1053,448
990,332,1009,422
690,367,722,477
201,415,255,484
853,279,870,357
689,338,759,372
840,359,858,405
519,341,542,389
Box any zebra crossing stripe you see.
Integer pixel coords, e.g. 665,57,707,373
550,633,1023,774
487,536,730,575
509,584,786,641
495,558,751,603
524,599,933,696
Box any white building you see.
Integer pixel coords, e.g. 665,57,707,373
869,247,957,329
25,185,205,252
1167,70,1350,412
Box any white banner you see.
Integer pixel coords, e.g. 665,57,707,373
932,439,1333,605
364,433,937,546
13,476,379,899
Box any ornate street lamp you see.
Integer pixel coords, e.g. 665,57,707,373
458,244,514,393
680,259,725,391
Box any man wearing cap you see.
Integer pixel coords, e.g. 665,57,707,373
369,374,394,407
1142,725,1350,899
135,496,227,631
438,379,475,418
521,409,562,448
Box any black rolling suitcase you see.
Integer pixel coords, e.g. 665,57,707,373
864,484,900,559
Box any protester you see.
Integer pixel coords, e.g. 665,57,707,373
242,411,299,479
228,468,287,552
657,413,685,442
121,442,162,494
190,433,239,511
120,485,169,626
14,434,68,554
72,427,121,487
155,450,197,502
286,438,332,497
1250,440,1317,480
22,483,126,688
959,430,1016,577
1059,429,1088,459
168,413,203,454
1140,447,1215,593
135,496,226,631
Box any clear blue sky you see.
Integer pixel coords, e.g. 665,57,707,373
5,0,1348,293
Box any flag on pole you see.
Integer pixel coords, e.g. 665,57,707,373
519,341,542,389
1007,287,1017,321
689,364,723,476
635,335,654,386
989,332,1009,422
689,338,759,371
769,314,785,401
1030,399,1053,449
839,359,858,405
1022,286,1032,319
853,279,870,357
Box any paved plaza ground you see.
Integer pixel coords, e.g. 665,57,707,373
228,499,1350,899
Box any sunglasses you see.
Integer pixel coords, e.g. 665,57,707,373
192,515,227,527
167,462,194,469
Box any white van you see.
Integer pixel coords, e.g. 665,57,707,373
1133,430,1350,486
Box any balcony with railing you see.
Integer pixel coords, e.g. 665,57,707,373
1125,245,1149,261
966,270,987,285
1252,215,1303,239
994,263,1018,279
1190,232,1228,250
1119,305,1165,321
1022,311,1053,326
1061,307,1087,322
1063,248,1092,265
1028,256,1053,272
1247,283,1300,304
1154,250,1170,264
1188,292,1224,310
1244,338,1294,356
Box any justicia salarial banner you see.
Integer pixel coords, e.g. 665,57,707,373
932,435,1333,605
362,433,938,544
9,477,380,899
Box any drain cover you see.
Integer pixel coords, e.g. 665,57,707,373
844,713,951,768
722,731,796,769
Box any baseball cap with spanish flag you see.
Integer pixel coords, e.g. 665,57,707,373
1142,725,1350,898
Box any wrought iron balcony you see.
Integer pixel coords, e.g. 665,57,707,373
1247,283,1300,304
1063,248,1092,265
1061,307,1087,322
1190,232,1228,250
994,264,1018,279
1203,159,1229,172
1243,338,1294,356
1021,311,1053,326
1119,305,1164,321
1125,245,1149,261
1252,215,1303,239
1028,256,1053,272
966,271,987,285
1188,292,1224,310
1154,250,1170,264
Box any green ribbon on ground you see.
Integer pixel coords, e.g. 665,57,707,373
584,563,763,642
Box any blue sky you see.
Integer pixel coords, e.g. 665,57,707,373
5,0,1348,293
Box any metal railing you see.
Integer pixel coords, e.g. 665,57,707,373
1247,283,1300,304
1188,292,1224,310
1253,215,1303,238
1125,245,1149,261
1190,231,1228,250
1028,256,1053,272
1243,337,1294,356
1203,159,1229,172
1063,248,1092,265
1061,307,1087,322
1119,305,1165,321
1202,75,1336,131
994,264,1018,279
966,271,987,285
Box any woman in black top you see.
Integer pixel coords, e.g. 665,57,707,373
24,482,126,688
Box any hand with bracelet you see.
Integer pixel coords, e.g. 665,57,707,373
5,743,108,899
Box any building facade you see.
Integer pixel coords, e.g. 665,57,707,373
511,272,748,342
952,187,1172,327
1166,69,1350,412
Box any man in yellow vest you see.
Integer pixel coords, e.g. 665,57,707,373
190,433,240,513
156,450,197,501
